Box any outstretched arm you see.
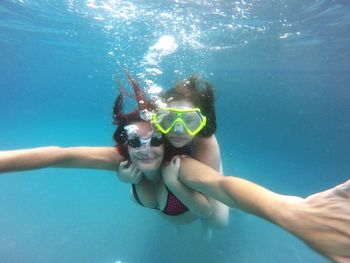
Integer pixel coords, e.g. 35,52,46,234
179,157,284,216
179,157,350,262
0,146,123,173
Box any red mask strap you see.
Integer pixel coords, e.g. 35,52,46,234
126,72,152,111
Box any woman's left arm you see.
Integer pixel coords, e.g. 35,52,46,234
162,157,213,218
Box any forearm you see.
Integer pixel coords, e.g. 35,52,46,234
179,157,289,225
58,146,122,171
220,177,291,225
0,147,64,172
0,146,122,173
164,177,213,218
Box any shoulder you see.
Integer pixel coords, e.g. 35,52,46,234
192,135,222,172
193,135,219,152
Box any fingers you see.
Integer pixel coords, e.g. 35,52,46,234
120,161,136,173
163,156,177,167
171,155,180,164
130,163,143,183
130,163,138,173
335,179,350,198
134,169,143,184
173,156,180,169
118,160,128,171
162,156,180,174
117,160,143,184
339,179,350,191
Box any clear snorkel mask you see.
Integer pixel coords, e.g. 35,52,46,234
125,124,163,152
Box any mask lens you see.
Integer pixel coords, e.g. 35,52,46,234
127,137,141,148
157,111,177,130
182,112,203,132
150,136,163,147
127,135,163,148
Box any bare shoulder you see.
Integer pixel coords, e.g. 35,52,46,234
193,135,219,151
192,135,221,172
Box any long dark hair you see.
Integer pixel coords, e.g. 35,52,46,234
163,75,216,137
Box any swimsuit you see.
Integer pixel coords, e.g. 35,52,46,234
132,184,189,216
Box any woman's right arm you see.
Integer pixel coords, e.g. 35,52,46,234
179,157,350,262
0,146,124,173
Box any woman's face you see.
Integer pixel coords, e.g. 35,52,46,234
127,121,164,174
165,100,196,148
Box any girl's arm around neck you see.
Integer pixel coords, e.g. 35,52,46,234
0,146,123,173
162,157,212,218
164,175,213,218
178,157,287,222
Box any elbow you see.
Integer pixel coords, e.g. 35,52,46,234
202,207,214,218
44,146,63,152
194,203,213,218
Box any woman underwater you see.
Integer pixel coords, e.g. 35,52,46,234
0,75,349,262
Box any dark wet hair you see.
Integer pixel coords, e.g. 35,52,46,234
112,73,155,159
163,75,216,137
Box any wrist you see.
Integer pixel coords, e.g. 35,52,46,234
163,175,178,187
273,195,305,234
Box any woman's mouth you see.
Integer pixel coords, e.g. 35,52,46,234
135,156,156,163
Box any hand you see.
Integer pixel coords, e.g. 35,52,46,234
285,179,350,262
117,160,143,184
161,156,181,185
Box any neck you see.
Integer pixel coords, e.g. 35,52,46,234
144,169,161,182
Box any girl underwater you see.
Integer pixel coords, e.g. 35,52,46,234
156,75,229,228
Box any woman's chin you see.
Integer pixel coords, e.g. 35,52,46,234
137,159,160,171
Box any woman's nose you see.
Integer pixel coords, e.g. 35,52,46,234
135,142,151,153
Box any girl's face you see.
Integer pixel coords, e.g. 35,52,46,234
165,100,196,148
127,121,164,174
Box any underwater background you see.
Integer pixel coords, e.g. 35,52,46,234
0,0,350,262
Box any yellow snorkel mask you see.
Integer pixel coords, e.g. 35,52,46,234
153,107,207,136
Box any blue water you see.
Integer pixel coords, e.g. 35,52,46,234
1,1,350,262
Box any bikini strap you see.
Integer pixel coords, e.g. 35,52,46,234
132,184,145,207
